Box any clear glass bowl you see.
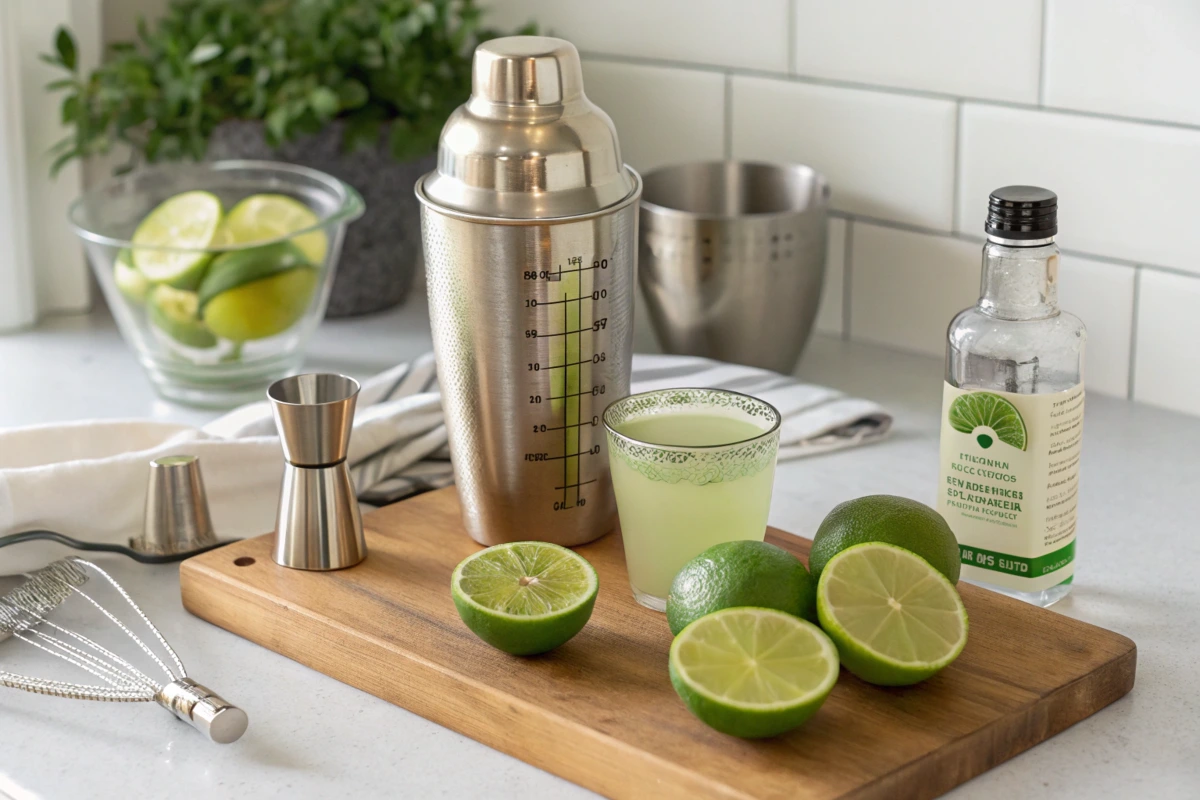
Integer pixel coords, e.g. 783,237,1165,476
69,160,364,407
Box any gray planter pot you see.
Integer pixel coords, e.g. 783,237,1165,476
207,119,435,317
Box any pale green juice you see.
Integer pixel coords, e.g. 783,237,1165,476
609,411,776,603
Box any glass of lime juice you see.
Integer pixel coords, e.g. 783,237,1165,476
603,388,782,610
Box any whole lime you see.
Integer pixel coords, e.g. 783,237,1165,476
667,540,815,635
808,495,960,584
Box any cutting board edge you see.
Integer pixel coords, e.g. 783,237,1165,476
180,548,755,800
844,640,1136,800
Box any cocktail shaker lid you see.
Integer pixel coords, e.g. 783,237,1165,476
418,36,638,220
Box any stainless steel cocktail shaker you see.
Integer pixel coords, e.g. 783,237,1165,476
416,36,642,547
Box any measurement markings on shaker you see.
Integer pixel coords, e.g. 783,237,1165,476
522,256,611,512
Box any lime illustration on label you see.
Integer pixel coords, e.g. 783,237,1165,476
936,383,1084,593
947,392,1027,451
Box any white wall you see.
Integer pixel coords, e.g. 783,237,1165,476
487,0,1200,415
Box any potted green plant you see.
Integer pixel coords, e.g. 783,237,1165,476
46,0,532,316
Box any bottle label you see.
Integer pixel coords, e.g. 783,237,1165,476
936,382,1084,592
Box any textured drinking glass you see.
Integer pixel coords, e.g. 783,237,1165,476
603,388,782,611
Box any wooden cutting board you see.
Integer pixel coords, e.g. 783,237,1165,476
180,488,1135,800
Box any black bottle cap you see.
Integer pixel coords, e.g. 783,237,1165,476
985,185,1057,240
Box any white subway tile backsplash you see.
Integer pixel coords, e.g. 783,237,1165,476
792,0,1041,103
487,0,789,72
815,218,847,336
581,60,725,174
1057,256,1135,398
958,104,1200,274
1044,0,1200,127
732,77,956,230
848,224,978,357
1133,270,1200,416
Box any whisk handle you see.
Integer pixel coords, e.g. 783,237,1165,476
156,678,248,744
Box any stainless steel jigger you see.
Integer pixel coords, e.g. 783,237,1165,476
267,373,366,570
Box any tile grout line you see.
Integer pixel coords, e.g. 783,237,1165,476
951,100,964,233
842,219,854,340
829,210,1200,280
723,73,733,160
1037,0,1049,106
1127,267,1142,401
787,0,797,74
578,50,1200,134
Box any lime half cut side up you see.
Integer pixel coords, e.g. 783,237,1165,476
947,391,1027,451
214,193,328,264
817,542,968,686
669,607,839,738
451,541,598,656
131,191,223,286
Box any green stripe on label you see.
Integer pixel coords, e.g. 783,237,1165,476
959,541,1075,578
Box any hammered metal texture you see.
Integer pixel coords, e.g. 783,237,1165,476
421,205,637,547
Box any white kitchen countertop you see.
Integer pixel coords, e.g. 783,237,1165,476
0,300,1196,800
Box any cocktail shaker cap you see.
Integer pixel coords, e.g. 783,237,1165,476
417,36,638,220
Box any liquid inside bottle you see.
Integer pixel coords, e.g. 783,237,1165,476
939,187,1086,608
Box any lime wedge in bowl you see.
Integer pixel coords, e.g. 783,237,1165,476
147,285,217,350
669,607,839,738
451,542,598,656
131,190,223,288
817,542,968,686
215,193,328,264
113,248,150,304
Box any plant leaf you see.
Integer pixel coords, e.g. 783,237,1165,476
266,106,290,143
60,95,80,124
188,41,223,65
308,86,338,118
337,79,369,110
55,28,77,71
50,148,80,177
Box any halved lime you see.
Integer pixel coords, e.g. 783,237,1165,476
817,542,968,686
948,392,1027,450
214,193,328,265
202,268,318,342
669,607,839,738
147,285,217,349
113,248,150,304
451,542,598,655
131,191,223,287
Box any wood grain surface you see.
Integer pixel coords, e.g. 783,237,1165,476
180,487,1136,800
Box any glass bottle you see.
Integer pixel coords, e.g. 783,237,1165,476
938,186,1086,608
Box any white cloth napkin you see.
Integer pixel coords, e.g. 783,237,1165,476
0,353,890,572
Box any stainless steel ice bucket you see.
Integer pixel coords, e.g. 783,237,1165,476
639,161,830,373
416,37,642,547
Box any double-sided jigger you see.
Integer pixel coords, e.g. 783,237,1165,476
268,373,366,570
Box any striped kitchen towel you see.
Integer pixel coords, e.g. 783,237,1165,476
205,352,892,506
0,353,891,571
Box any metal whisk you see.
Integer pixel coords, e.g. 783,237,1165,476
0,557,247,743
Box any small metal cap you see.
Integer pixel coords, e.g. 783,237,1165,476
417,35,638,220
131,456,218,557
268,373,359,467
156,678,248,744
